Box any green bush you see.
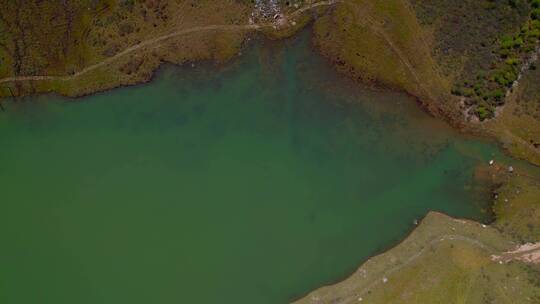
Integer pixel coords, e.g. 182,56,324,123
532,8,540,19
499,49,511,58
501,35,514,49
529,28,540,37
504,70,518,84
513,36,524,48
494,73,507,86
492,89,505,101
476,71,486,80
506,58,520,65
463,88,475,97
476,105,493,121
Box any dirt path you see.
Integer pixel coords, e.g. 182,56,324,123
288,0,340,19
0,24,261,85
0,0,339,86
492,242,540,264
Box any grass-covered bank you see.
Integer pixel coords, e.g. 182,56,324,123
0,0,253,97
312,0,452,117
295,163,540,303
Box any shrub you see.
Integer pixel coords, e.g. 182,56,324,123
529,28,540,38
499,49,511,58
494,73,507,86
476,105,493,121
532,8,540,19
501,36,514,49
476,71,486,80
513,36,524,48
504,70,518,84
463,88,475,97
531,19,540,30
506,58,520,65
492,89,505,101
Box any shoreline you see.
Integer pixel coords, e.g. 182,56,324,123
289,210,508,303
2,3,540,302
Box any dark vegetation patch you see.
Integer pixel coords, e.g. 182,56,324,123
0,0,105,77
411,0,539,120
516,60,540,120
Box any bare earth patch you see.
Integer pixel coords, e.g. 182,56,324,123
493,242,540,265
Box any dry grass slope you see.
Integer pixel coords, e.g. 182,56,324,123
312,0,453,117
0,0,251,97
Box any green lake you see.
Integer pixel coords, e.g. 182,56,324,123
0,33,509,303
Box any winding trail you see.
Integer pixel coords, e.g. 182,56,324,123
0,0,340,85
0,24,260,84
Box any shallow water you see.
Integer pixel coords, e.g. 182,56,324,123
0,33,510,303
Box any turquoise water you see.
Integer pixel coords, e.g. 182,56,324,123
0,34,506,303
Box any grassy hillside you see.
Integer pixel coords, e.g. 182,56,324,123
483,61,540,166
312,0,453,117
407,0,540,166
0,0,251,97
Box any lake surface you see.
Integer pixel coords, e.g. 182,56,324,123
0,33,506,303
